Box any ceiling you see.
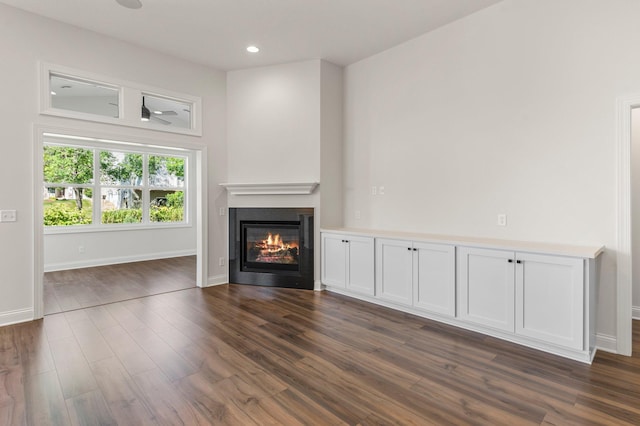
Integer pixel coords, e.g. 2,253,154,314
0,0,502,71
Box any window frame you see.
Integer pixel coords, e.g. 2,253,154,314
43,135,192,235
40,63,202,136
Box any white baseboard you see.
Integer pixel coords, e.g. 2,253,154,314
596,333,617,354
44,250,197,272
0,308,34,327
206,274,228,287
314,279,323,291
633,306,640,320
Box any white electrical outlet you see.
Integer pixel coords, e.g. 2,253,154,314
0,210,16,222
379,186,385,195
219,208,225,216
219,257,225,266
371,186,377,196
78,245,85,253
355,210,361,220
497,214,507,227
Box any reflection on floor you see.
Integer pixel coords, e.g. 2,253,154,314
44,256,196,315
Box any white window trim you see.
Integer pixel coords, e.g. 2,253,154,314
40,62,203,136
43,135,193,234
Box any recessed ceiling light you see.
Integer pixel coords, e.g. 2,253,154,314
116,0,142,9
246,46,260,53
154,110,162,115
50,91,56,95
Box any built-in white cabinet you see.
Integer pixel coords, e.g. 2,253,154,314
320,228,602,363
376,238,455,316
321,233,374,296
413,242,456,317
515,252,584,350
458,247,585,350
457,247,516,332
375,238,414,305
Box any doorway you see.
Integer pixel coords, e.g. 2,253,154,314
34,126,208,318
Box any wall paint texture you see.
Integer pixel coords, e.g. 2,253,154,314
0,4,226,322
343,0,640,337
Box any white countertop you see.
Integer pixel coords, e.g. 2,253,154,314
320,227,605,259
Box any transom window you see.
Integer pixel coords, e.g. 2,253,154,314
43,139,188,230
40,63,202,136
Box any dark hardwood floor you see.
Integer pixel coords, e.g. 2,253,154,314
43,256,196,315
2,283,640,425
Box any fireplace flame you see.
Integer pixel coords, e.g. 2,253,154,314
261,233,294,251
249,232,299,264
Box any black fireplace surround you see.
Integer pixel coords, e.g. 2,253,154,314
229,208,314,290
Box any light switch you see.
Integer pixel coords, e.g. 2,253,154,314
0,210,16,222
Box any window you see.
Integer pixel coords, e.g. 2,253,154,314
141,94,192,129
41,63,202,136
43,140,188,230
49,74,120,118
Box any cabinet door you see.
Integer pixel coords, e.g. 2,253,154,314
515,253,584,350
346,236,375,296
321,233,347,288
458,247,515,332
413,242,455,317
376,238,413,306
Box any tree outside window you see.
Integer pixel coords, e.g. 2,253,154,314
43,144,186,227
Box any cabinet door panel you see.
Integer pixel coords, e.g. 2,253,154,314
376,238,413,306
413,242,455,317
458,247,515,332
516,253,584,349
321,234,346,288
346,237,375,296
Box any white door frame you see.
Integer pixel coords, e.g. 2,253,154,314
615,94,640,356
32,124,208,319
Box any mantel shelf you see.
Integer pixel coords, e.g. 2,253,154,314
219,182,319,196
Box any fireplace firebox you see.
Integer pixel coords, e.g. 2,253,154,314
229,208,314,289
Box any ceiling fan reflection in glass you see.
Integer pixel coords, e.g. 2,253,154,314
140,94,192,129
50,73,120,118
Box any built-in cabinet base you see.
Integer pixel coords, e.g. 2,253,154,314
321,228,603,364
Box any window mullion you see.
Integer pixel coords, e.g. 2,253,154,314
93,149,100,226
142,154,150,224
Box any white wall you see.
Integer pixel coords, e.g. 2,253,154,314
0,4,227,325
227,60,321,183
320,60,344,229
344,0,640,338
44,227,196,271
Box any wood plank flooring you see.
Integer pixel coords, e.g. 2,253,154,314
43,256,196,315
2,283,640,425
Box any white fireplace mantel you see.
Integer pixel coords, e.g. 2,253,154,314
219,182,319,196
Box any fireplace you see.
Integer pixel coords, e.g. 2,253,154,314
229,208,314,289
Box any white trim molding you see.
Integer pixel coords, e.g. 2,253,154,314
633,306,640,320
220,182,319,196
207,274,228,287
44,250,197,272
615,93,640,357
596,333,618,354
0,308,34,328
